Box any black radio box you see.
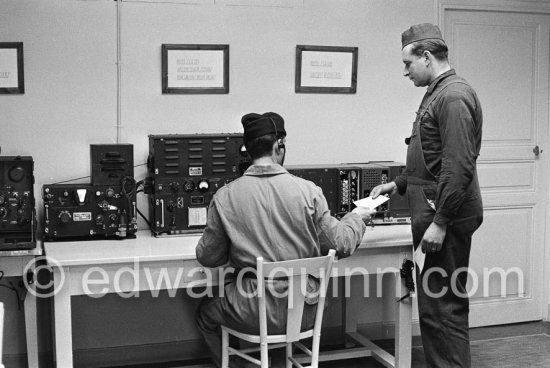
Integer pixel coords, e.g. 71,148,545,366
43,183,137,241
0,156,36,250
353,161,411,224
286,164,361,218
90,144,134,186
147,134,251,235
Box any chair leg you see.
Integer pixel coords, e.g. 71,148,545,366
286,342,293,368
221,329,229,368
311,335,320,368
261,342,269,368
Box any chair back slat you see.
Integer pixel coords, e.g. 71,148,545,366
286,276,306,342
255,249,336,344
260,255,330,279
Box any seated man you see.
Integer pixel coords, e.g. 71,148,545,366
195,112,373,367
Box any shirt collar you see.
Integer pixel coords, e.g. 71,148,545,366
427,69,456,94
244,163,288,176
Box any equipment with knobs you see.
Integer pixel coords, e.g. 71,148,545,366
148,134,251,235
43,183,137,241
0,156,36,250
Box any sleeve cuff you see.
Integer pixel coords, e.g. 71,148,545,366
394,177,407,195
433,212,451,225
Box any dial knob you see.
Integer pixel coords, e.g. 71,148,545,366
8,166,25,182
197,180,209,193
0,207,7,218
183,180,195,193
106,188,115,198
0,195,5,205
59,211,71,224
96,214,104,224
170,181,180,192
167,201,175,212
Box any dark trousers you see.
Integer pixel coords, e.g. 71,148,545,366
415,216,481,368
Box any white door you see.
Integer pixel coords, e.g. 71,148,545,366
440,1,549,326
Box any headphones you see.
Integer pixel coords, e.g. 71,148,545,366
268,117,285,150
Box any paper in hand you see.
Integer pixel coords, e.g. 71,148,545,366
414,246,426,273
353,195,390,209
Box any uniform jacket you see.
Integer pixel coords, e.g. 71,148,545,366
395,69,483,225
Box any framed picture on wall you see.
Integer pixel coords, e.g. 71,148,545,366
295,45,358,94
161,44,229,94
0,42,24,94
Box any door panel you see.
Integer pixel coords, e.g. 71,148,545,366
442,5,548,326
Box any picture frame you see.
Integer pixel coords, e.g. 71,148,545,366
0,42,24,94
162,44,229,94
295,45,358,94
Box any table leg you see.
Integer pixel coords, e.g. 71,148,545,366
340,276,357,348
395,273,412,368
23,290,39,368
53,268,73,368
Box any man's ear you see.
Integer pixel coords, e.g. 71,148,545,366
273,140,281,154
423,50,432,63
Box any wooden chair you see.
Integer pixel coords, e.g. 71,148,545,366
221,249,336,368
0,302,4,368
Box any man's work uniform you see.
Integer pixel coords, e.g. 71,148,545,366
195,163,366,367
395,69,483,368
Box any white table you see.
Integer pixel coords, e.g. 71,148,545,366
44,226,413,368
1,247,43,368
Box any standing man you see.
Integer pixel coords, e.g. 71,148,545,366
195,112,374,368
371,24,483,367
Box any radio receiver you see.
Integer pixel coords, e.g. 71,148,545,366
286,164,361,218
0,156,36,250
147,134,251,235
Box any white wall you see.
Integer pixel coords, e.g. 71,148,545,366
0,0,437,364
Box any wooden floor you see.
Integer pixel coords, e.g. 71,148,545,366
116,321,550,368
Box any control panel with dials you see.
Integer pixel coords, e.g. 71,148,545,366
147,134,250,236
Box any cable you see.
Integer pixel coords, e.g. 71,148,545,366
51,162,148,185
136,207,151,229
53,175,91,185
121,176,137,199
0,270,23,310
132,177,152,229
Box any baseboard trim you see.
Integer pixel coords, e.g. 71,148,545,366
74,339,209,368
3,352,52,368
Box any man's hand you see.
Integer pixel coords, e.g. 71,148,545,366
370,182,397,199
420,222,447,253
352,206,376,222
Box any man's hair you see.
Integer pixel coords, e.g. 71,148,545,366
244,133,284,160
410,39,448,61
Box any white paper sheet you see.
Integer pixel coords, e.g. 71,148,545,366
414,246,426,274
353,195,390,209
